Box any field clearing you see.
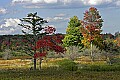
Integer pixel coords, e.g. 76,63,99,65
0,57,108,70
0,58,67,70
0,58,120,80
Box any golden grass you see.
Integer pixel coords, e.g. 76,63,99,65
0,59,31,69
0,56,108,70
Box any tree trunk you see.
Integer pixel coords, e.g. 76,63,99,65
33,34,37,70
34,58,37,70
90,41,94,62
39,58,42,70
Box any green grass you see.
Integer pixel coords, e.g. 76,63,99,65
0,68,120,80
0,58,120,80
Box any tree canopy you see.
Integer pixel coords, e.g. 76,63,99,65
63,16,83,47
80,7,104,49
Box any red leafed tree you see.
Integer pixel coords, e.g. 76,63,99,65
34,26,65,69
35,34,65,58
34,52,47,59
80,7,103,61
44,26,56,34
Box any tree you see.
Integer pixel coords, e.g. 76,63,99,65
19,12,47,70
35,34,66,69
103,38,120,64
80,7,104,61
63,16,83,60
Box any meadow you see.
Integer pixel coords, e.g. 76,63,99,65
0,57,120,80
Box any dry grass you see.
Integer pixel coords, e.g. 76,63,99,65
0,56,107,70
0,57,120,80
0,59,31,69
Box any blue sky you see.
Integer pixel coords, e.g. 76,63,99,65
0,0,120,35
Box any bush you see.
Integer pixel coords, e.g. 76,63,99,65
0,52,4,58
110,58,120,64
56,59,78,71
81,65,101,71
80,45,104,61
100,65,120,71
80,64,120,71
2,49,12,60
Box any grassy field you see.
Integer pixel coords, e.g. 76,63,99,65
0,68,120,80
0,58,120,80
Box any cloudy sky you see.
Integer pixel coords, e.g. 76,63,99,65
0,0,120,35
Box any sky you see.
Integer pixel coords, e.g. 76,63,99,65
0,0,120,35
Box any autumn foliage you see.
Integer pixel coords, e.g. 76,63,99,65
34,52,47,59
44,26,56,34
33,25,65,59
80,7,103,48
34,34,65,58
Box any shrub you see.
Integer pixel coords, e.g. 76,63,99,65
100,65,120,71
0,52,4,58
2,49,12,60
80,64,120,71
64,46,81,60
110,58,120,64
55,59,78,71
80,45,104,61
81,65,101,71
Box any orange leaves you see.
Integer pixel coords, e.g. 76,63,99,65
81,7,103,40
89,7,97,11
80,7,103,48
85,25,96,33
115,37,120,46
81,37,90,48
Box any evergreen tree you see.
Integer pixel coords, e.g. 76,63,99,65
19,12,47,70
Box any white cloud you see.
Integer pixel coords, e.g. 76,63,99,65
0,18,22,35
80,0,112,5
54,17,63,20
115,0,120,6
12,0,113,5
23,5,44,8
0,18,21,28
46,16,69,23
32,0,44,3
0,8,7,14
60,0,72,4
55,13,66,17
44,0,57,4
11,0,120,8
12,0,43,4
12,0,56,4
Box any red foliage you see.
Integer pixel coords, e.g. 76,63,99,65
89,7,97,11
44,26,56,34
36,39,52,49
81,7,103,42
35,34,65,58
22,39,28,43
34,52,47,58
52,45,66,53
4,41,11,46
16,42,19,46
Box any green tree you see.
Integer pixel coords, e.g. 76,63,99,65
63,16,83,60
19,12,47,70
